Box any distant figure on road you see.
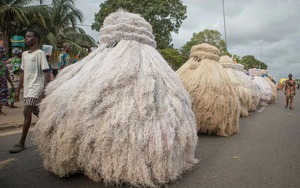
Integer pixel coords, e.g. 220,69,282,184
284,73,296,110
9,30,50,153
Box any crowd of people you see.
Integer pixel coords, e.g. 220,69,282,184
0,36,78,112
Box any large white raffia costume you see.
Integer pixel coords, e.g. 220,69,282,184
33,10,198,187
177,43,240,136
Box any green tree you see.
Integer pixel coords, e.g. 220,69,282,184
181,29,227,59
40,0,97,57
226,52,241,63
232,54,241,63
239,55,268,70
91,0,187,49
160,48,186,70
0,0,47,56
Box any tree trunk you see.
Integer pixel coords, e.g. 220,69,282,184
3,30,10,59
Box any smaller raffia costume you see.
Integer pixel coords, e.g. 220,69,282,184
177,43,240,136
219,56,252,117
34,10,198,187
249,69,273,106
233,64,261,111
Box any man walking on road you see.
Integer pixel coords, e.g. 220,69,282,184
284,73,296,110
9,30,50,153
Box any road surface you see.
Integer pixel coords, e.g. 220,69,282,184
0,91,299,188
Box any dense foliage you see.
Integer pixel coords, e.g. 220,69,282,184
181,29,227,59
92,0,187,49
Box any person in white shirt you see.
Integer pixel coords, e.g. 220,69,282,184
9,30,50,153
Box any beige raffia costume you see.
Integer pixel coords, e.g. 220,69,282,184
34,10,198,187
219,56,253,117
233,64,261,112
177,43,240,136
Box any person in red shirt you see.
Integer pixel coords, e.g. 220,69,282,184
284,73,296,110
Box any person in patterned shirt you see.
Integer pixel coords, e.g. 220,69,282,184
10,48,23,76
284,73,296,110
0,47,14,115
58,42,72,70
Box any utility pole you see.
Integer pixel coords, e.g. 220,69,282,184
253,40,266,69
222,0,227,50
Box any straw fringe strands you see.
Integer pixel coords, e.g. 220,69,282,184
264,76,277,104
177,43,240,137
252,75,273,106
34,10,198,187
233,64,261,112
219,56,252,117
45,46,109,95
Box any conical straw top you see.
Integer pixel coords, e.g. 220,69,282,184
100,9,156,47
189,43,220,62
220,55,235,69
234,63,245,72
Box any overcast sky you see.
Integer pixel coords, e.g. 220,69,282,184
74,0,300,82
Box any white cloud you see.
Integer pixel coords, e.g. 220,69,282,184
75,0,103,43
39,0,300,81
170,0,300,81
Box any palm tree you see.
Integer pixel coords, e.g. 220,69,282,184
0,0,47,56
41,0,97,57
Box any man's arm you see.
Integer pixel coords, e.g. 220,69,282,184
44,71,50,87
41,70,50,99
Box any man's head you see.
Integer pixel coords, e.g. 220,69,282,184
25,30,40,47
62,42,72,53
288,73,293,79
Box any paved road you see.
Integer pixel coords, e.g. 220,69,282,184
0,91,299,188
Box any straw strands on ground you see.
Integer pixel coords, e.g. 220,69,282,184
34,10,198,187
219,56,252,117
176,43,240,137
